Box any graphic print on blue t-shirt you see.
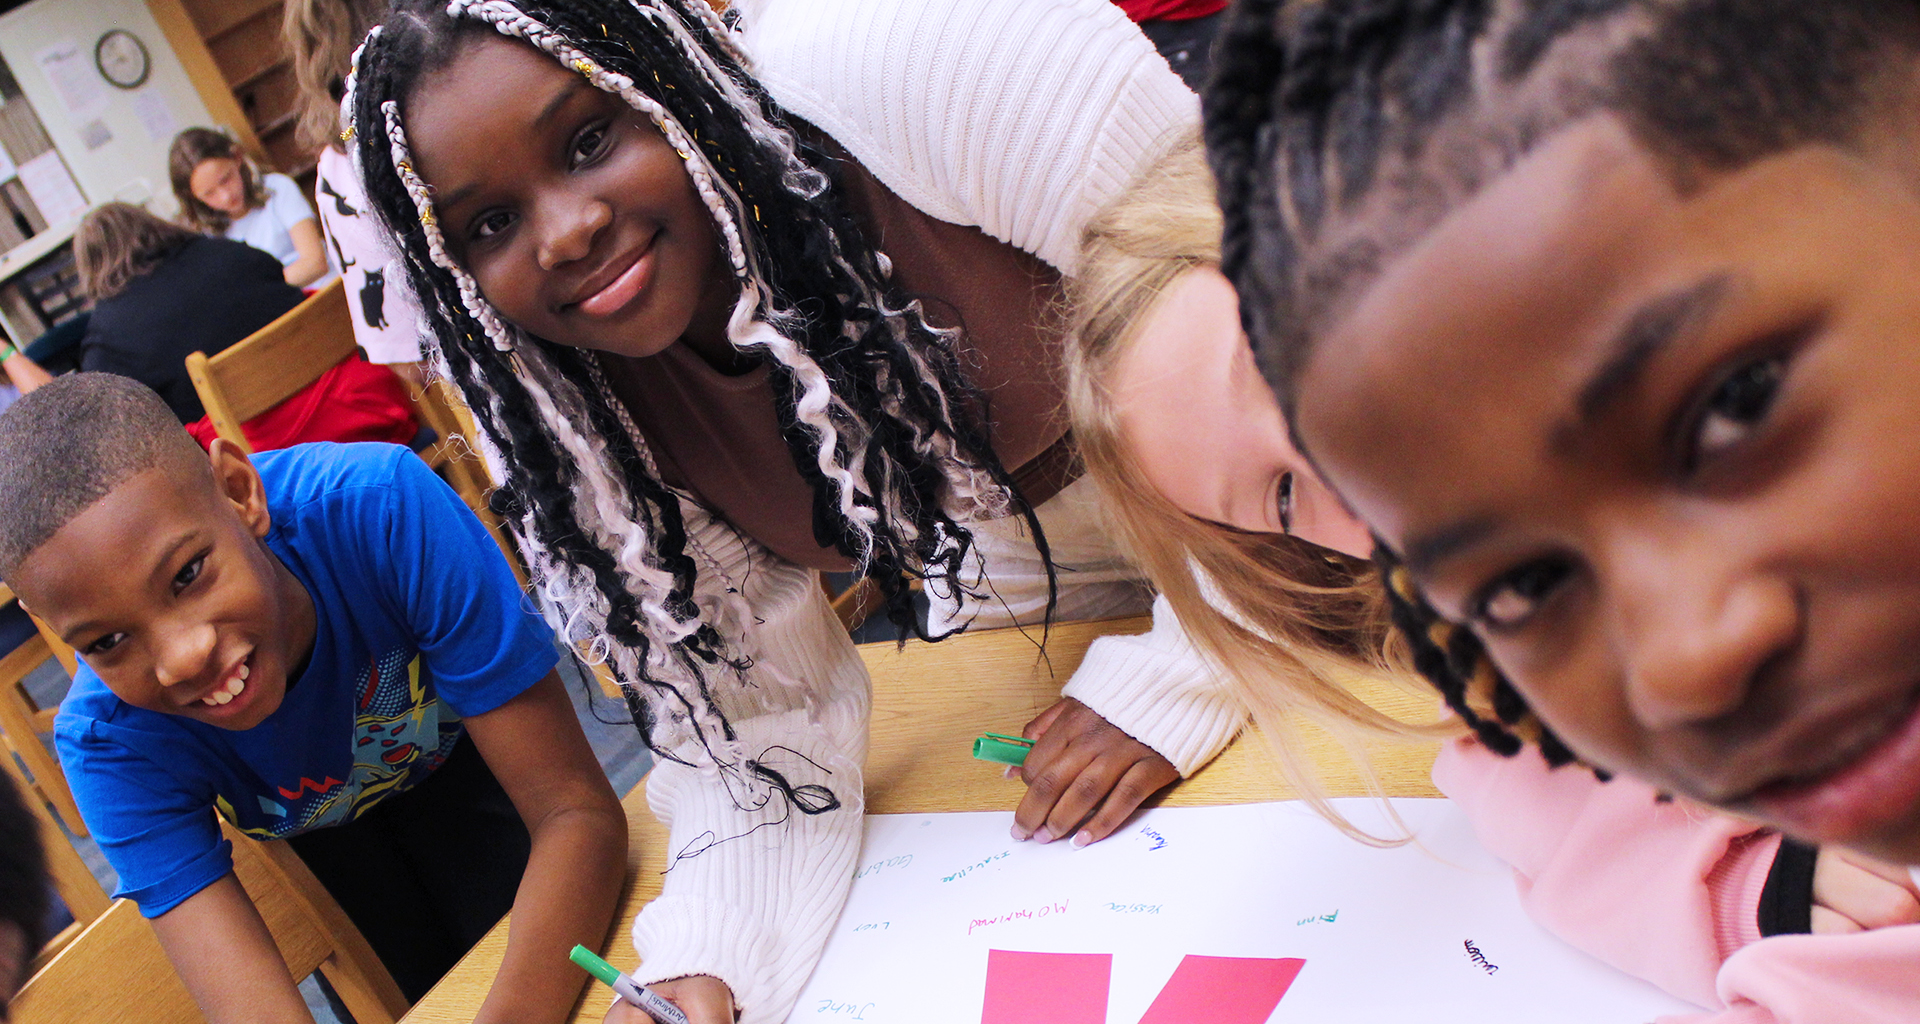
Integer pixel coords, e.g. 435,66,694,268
56,443,558,916
215,648,464,839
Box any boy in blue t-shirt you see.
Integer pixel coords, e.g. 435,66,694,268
0,374,626,1024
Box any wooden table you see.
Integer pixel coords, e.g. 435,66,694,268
399,616,1444,1023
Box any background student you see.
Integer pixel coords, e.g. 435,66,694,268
284,0,429,387
170,128,335,289
1066,130,1920,1023
346,1,1211,1020
3,374,625,1024
0,772,49,1013
68,203,417,451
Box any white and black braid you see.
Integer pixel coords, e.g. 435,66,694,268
345,0,1054,809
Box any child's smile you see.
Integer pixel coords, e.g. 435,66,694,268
11,447,316,732
404,34,739,367
1294,115,1920,861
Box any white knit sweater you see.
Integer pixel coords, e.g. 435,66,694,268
627,4,1244,1021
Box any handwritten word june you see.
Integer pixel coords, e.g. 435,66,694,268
854,854,913,880
1106,902,1162,915
1138,824,1167,850
942,850,1011,883
1296,910,1338,926
814,999,876,1019
968,899,1069,936
1463,939,1500,974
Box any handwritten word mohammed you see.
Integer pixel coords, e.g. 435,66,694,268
855,854,913,880
1138,824,1167,850
968,899,1069,936
1463,940,1499,974
942,850,1010,883
1296,911,1338,926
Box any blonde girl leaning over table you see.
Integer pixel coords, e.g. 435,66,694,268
1065,134,1920,1024
342,1,1236,1021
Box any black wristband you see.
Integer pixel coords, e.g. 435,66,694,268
1757,837,1819,936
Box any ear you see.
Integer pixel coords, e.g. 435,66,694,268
206,439,272,538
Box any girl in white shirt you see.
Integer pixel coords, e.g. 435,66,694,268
168,127,335,288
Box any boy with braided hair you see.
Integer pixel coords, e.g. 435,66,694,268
3,374,625,1024
1205,0,1920,1018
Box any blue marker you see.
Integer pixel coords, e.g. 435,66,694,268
569,945,692,1024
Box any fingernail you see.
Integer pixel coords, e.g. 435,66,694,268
1003,765,1019,780
1072,831,1092,848
1035,828,1054,845
1010,824,1031,842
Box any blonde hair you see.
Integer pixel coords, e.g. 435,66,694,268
284,0,386,151
1064,133,1456,841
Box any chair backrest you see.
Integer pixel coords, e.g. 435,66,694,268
11,820,407,1024
185,280,357,455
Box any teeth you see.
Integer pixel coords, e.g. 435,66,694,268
238,663,249,680
226,676,244,695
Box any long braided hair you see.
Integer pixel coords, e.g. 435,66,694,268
1203,0,1920,766
344,0,1048,796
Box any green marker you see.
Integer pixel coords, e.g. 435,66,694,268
569,945,691,1024
972,732,1034,767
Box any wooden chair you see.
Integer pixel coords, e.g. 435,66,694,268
0,584,84,838
12,820,408,1024
185,280,529,589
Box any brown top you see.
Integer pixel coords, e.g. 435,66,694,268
600,144,1072,571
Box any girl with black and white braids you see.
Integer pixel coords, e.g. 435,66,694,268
344,1,1213,1020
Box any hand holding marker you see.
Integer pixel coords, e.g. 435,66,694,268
570,945,691,1024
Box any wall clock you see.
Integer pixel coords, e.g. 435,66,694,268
95,29,151,90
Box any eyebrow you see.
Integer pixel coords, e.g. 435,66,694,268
53,532,199,645
433,77,587,215
1400,514,1499,578
1401,276,1735,582
1573,274,1732,424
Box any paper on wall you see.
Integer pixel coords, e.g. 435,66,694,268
130,89,177,143
0,142,15,183
788,800,1700,1024
18,151,88,226
35,39,109,122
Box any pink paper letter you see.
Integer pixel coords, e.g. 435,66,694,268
1135,955,1306,1024
981,950,1112,1024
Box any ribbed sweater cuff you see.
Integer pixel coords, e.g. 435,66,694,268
1706,831,1783,961
1061,631,1242,776
629,710,867,1024
629,894,772,1012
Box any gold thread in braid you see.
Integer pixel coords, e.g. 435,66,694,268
1461,655,1503,722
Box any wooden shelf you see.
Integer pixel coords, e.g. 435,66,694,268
254,110,298,138
231,56,290,93
202,2,278,46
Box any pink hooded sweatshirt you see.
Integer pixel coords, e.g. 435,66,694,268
1433,739,1920,1023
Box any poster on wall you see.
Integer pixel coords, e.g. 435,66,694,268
18,150,87,225
130,88,176,143
34,39,109,122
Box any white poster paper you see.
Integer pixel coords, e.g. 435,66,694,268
130,88,177,143
35,39,109,122
18,151,88,226
0,142,16,183
788,800,1699,1024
